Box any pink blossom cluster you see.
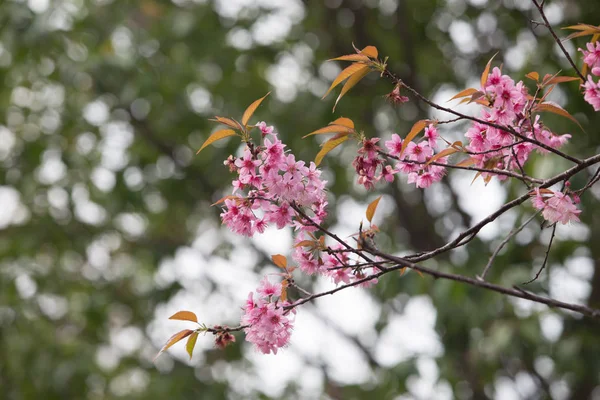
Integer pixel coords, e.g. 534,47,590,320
580,41,600,110
351,125,447,190
220,122,328,237
385,124,447,188
465,67,570,180
241,278,294,354
531,187,581,225
292,239,379,287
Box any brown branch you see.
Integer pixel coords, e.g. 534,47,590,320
380,150,543,184
363,245,600,318
531,0,586,81
383,70,583,165
479,212,540,280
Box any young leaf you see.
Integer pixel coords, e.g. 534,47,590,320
185,331,199,360
211,195,241,207
366,195,382,224
545,76,579,85
455,157,477,167
169,311,199,324
280,280,288,302
154,329,194,361
448,88,478,102
241,92,270,126
480,52,498,89
399,119,428,157
425,147,459,166
210,116,242,130
329,54,371,62
315,135,350,166
322,63,367,100
294,240,316,248
271,254,287,269
562,23,600,31
533,101,583,130
329,117,354,129
197,129,237,154
564,29,600,41
525,72,539,81
333,65,371,111
360,45,378,58
303,125,354,138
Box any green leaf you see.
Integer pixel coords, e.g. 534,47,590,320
185,331,199,360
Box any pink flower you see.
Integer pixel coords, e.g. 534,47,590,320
405,141,433,163
583,75,600,111
580,41,600,69
423,124,439,148
531,188,581,225
257,277,282,298
256,121,277,137
385,133,403,156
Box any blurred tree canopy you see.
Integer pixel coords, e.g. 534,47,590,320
1,0,600,399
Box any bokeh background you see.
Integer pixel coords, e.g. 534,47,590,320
1,0,600,399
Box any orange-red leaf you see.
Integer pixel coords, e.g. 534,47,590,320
242,92,270,126
425,147,459,166
303,125,354,138
448,88,478,102
169,311,199,324
399,120,429,158
154,329,194,361
294,240,316,248
545,76,579,85
322,63,367,100
533,101,583,130
271,254,287,269
480,52,498,89
280,280,288,302
315,135,350,166
525,72,539,81
210,116,242,130
366,196,382,224
329,117,354,129
333,65,371,111
211,195,241,207
455,157,477,167
185,331,199,360
197,129,237,154
562,23,600,31
329,54,371,62
360,45,378,58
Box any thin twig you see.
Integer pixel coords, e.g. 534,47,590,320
524,223,557,284
531,0,586,81
479,212,540,280
380,150,543,184
362,245,600,318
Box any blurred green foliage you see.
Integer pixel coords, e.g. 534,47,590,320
1,0,600,399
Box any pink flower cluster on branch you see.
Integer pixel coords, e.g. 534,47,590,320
465,67,571,181
241,278,295,354
581,40,600,110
